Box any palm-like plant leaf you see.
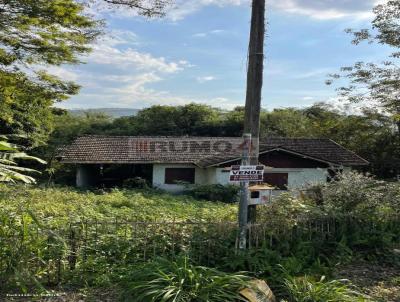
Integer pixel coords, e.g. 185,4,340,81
7,152,47,164
0,141,16,151
0,136,46,184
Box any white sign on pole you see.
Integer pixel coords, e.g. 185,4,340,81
229,165,264,182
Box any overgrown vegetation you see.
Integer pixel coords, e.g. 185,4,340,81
119,257,250,302
0,185,236,224
185,184,240,203
1,172,399,301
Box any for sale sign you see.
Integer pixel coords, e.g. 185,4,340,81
229,165,264,182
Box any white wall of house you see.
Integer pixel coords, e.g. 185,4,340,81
214,167,329,189
288,168,329,189
214,168,231,185
264,168,329,196
153,164,331,193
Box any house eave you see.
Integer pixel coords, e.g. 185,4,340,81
205,147,357,168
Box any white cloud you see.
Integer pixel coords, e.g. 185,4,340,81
54,30,196,109
87,32,189,73
192,32,208,38
167,0,248,21
293,68,333,79
46,66,80,82
197,76,216,83
84,0,386,21
325,96,385,115
69,89,241,110
271,0,381,20
192,29,229,38
166,0,386,21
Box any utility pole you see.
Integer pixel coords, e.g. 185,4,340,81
238,133,251,250
243,0,265,224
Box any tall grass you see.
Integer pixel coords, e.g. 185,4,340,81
0,185,237,225
119,257,251,302
283,275,370,302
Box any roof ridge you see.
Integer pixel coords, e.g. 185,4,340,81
78,135,243,139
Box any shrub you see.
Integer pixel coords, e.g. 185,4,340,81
305,171,400,217
283,275,370,302
256,192,320,229
122,177,149,189
186,184,239,203
119,256,251,302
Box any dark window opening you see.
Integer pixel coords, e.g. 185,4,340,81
97,164,153,188
327,168,343,182
250,191,260,198
165,168,195,184
264,173,288,190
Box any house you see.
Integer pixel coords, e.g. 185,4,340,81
59,136,368,192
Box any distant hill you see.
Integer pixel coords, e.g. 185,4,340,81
69,108,139,118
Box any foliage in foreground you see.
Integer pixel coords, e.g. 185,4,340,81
283,275,369,302
0,135,46,183
0,172,399,300
119,257,250,302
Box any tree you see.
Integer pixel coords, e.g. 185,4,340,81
106,104,221,136
0,0,102,145
0,0,171,147
99,0,172,17
327,1,400,134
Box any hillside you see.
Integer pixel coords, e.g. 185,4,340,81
69,108,139,118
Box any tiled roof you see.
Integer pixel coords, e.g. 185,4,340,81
59,135,368,167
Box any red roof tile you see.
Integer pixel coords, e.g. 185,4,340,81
59,136,369,167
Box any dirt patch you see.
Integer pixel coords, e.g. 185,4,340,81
334,260,400,302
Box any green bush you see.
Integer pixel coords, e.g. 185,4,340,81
119,256,250,302
283,275,370,302
186,184,239,203
122,177,149,189
305,171,400,217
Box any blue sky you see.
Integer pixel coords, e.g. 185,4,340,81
55,0,390,110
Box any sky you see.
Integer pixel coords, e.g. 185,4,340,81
55,0,391,111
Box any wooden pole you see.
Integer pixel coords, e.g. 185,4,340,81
238,133,251,250
244,0,265,223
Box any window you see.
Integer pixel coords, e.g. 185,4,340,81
165,168,195,184
263,173,288,190
250,191,260,199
